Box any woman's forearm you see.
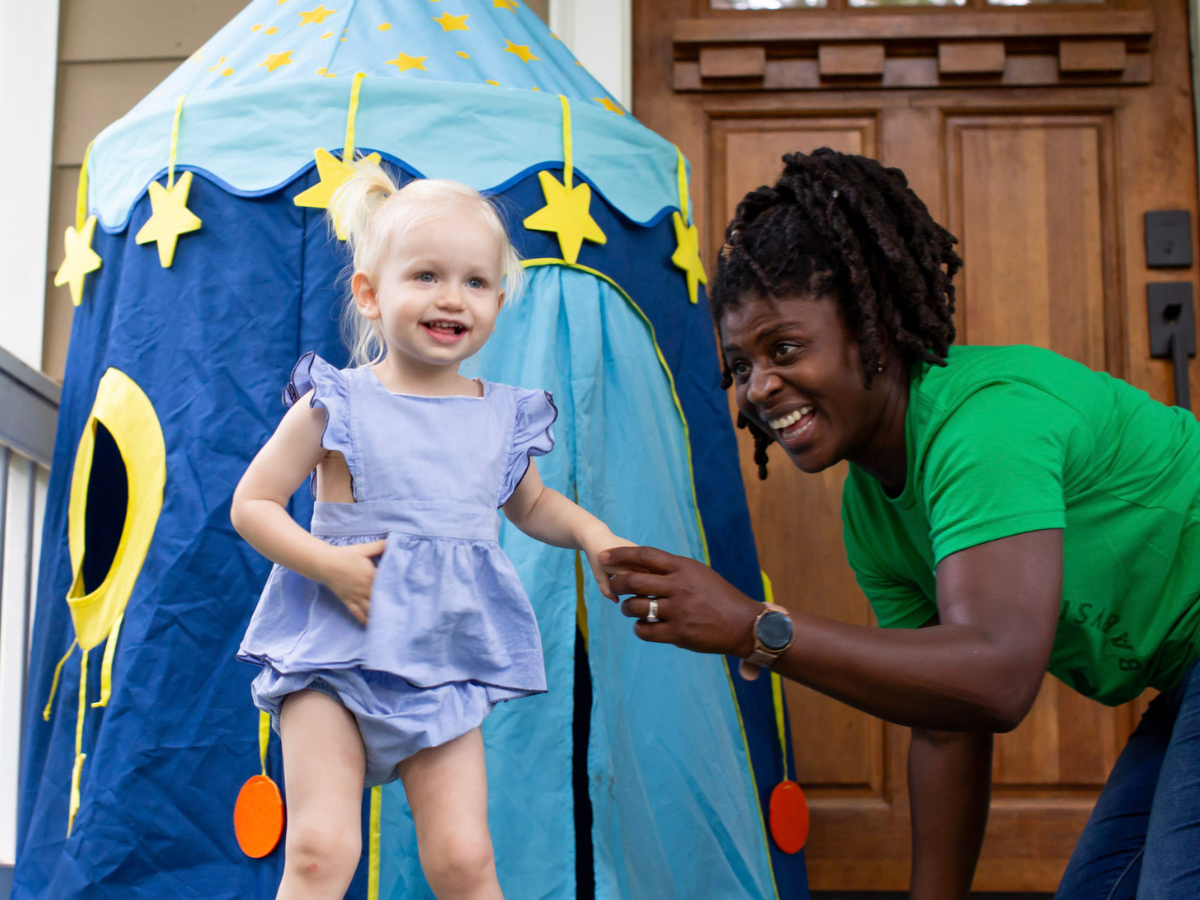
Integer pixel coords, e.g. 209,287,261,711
770,615,1034,732
908,728,992,899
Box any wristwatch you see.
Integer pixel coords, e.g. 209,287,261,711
738,605,795,681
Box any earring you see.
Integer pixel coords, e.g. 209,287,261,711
877,362,884,373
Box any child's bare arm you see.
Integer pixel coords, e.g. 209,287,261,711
230,391,383,624
501,460,634,601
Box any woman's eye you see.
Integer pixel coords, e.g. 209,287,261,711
774,342,799,359
730,361,751,380
467,278,485,289
417,272,436,283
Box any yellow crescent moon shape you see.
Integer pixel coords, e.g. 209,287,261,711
66,368,166,651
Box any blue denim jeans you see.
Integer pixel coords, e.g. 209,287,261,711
1055,658,1200,899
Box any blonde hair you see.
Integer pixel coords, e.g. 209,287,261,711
327,158,525,366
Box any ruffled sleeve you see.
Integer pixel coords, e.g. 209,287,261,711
283,352,356,490
499,388,558,505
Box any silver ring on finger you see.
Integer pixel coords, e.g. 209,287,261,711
645,598,659,623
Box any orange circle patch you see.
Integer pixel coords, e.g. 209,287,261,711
769,780,809,854
234,774,285,858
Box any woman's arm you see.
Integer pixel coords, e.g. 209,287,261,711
230,392,385,624
603,529,1062,732
908,728,993,899
501,459,634,600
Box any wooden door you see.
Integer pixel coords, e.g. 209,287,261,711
633,0,1200,891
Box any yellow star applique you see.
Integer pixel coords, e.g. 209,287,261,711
54,216,102,306
523,172,606,264
594,96,625,115
494,0,520,12
503,40,539,64
432,12,469,31
670,212,707,305
298,4,337,25
259,50,295,73
293,148,382,240
135,172,203,268
385,53,427,73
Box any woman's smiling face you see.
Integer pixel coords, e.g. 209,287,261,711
720,292,893,475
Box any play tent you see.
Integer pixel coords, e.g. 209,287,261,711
18,1,809,897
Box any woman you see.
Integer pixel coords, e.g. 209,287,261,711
600,149,1200,899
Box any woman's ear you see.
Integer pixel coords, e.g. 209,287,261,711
352,271,381,320
496,289,506,313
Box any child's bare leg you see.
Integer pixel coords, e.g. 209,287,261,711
398,727,503,900
276,689,367,900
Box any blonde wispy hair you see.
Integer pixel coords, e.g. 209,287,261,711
327,158,525,366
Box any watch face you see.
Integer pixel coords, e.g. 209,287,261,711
757,609,794,652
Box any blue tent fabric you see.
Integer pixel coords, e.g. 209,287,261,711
19,0,809,896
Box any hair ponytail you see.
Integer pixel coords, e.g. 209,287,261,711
329,158,399,263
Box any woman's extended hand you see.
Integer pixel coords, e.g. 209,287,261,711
599,546,763,657
319,540,387,625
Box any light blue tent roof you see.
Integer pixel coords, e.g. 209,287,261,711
87,0,685,231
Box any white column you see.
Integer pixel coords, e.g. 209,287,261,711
0,0,61,370
0,454,48,866
550,0,632,110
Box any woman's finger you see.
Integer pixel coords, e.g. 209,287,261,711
609,571,671,598
619,596,666,621
598,545,680,575
632,620,674,643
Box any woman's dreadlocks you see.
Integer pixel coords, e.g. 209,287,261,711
711,148,962,478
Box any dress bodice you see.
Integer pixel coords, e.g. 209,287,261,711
240,352,556,692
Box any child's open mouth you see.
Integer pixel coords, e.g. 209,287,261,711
422,320,469,344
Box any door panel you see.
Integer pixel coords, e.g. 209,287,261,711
948,116,1113,372
635,0,1199,890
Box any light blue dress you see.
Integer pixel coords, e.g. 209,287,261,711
238,352,556,786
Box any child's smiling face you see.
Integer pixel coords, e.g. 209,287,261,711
354,200,506,371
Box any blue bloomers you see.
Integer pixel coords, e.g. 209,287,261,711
251,665,531,787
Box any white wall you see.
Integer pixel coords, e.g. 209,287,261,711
0,0,60,370
550,0,632,110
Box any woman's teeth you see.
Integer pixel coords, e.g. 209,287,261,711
769,406,813,432
426,321,466,335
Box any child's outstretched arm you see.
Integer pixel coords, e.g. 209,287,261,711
230,390,385,625
501,459,634,601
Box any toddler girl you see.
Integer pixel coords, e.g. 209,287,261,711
231,162,632,900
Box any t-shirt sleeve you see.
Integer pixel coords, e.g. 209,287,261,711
922,383,1083,565
841,490,938,630
853,566,938,630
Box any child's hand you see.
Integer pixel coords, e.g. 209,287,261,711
320,540,386,625
581,532,638,602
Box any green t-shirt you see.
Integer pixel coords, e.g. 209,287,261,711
841,344,1200,706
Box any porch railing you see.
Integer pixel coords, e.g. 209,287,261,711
0,345,59,886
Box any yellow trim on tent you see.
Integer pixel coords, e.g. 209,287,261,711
367,785,382,900
67,648,90,835
761,571,790,782
66,368,166,651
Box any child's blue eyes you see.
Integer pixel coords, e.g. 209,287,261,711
414,273,487,288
